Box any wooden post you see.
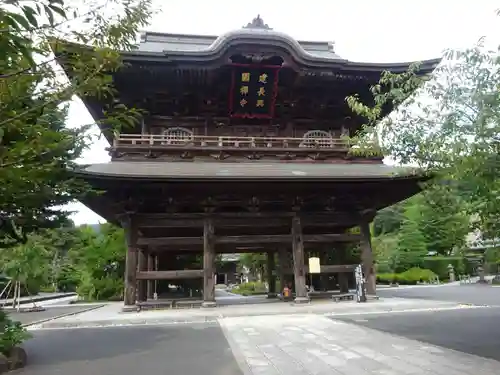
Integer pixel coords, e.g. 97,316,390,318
360,221,376,296
278,248,288,293
202,217,216,307
267,251,277,298
154,254,159,298
335,244,349,293
319,250,329,292
123,216,138,308
291,215,309,303
147,252,155,300
137,249,147,301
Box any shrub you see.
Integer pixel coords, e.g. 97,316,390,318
376,273,397,285
423,257,471,279
0,311,31,355
231,281,268,296
399,268,437,284
377,268,437,285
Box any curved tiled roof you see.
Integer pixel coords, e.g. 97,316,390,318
124,15,441,73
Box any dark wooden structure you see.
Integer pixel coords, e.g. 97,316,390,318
58,16,440,308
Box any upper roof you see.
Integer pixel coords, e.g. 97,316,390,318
137,15,344,63
117,15,441,73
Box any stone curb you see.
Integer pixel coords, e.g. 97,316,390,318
22,304,105,328
2,293,77,308
31,317,218,329
28,303,476,330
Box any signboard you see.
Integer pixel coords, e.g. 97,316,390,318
229,64,280,118
308,257,321,274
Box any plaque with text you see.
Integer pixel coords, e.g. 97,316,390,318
229,64,280,119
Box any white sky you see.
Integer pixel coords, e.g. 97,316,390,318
68,0,500,225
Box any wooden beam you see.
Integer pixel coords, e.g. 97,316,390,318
304,234,362,242
137,233,361,247
321,264,357,273
136,270,203,280
136,212,362,228
282,264,357,274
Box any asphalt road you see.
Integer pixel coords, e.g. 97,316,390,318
21,323,242,375
377,284,500,306
334,284,500,362
7,305,103,326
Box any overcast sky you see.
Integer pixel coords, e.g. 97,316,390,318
68,0,500,225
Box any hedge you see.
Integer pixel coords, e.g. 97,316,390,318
231,281,283,296
377,268,437,285
422,257,473,279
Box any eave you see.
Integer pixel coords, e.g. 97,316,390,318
50,37,441,77
72,161,429,182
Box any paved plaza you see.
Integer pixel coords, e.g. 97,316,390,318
20,313,500,375
220,314,500,375
17,286,500,374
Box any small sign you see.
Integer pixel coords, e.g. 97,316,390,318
308,257,321,274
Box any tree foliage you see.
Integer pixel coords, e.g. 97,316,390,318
347,32,500,240
372,183,471,273
239,253,267,280
0,222,126,299
0,0,153,246
396,204,428,272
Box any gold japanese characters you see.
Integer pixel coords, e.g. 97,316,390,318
238,72,269,108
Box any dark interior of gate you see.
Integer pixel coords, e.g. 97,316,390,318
57,16,440,308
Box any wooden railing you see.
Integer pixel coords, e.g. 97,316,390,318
112,133,349,150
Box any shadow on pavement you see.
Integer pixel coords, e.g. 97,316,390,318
22,323,242,375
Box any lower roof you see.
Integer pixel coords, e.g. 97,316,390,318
75,161,424,181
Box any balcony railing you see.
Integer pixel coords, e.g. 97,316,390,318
112,133,350,150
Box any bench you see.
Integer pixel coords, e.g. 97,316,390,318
174,300,203,309
331,293,354,302
137,300,174,311
17,306,45,313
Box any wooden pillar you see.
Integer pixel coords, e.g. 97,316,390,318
319,250,329,292
336,244,349,293
360,221,376,296
147,252,155,300
267,251,277,298
137,249,147,301
123,216,138,308
278,248,288,293
154,254,159,297
291,215,309,303
202,217,216,307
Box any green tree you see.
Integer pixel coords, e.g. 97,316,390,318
0,235,52,294
0,0,153,246
66,223,126,300
417,184,470,255
346,28,500,241
239,253,267,280
373,205,405,236
372,234,399,273
396,205,428,272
